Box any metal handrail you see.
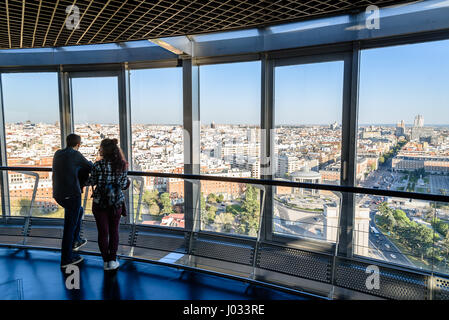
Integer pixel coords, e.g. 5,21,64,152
1,166,449,203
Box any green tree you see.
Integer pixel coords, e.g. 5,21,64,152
384,212,397,233
431,218,449,236
410,224,434,261
143,190,159,207
217,194,224,203
200,192,206,214
442,231,449,257
160,192,173,215
242,185,260,216
377,203,396,233
236,185,261,235
215,212,235,233
149,203,160,215
15,199,39,216
201,204,217,228
393,209,410,228
206,205,217,223
207,193,217,204
378,202,390,215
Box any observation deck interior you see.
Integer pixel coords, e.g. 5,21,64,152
1,0,449,301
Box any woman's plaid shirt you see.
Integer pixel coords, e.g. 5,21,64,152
86,159,129,205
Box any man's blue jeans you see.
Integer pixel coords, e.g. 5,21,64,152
55,195,83,265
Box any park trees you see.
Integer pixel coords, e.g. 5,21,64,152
160,192,173,215
143,189,159,207
207,193,217,204
215,212,235,233
149,203,160,215
235,185,260,236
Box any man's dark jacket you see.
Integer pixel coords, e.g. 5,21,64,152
52,147,93,201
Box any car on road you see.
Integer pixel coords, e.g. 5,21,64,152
390,254,396,259
385,244,390,249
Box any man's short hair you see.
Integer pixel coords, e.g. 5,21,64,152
66,134,81,148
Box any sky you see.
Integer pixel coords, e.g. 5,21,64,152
1,38,449,126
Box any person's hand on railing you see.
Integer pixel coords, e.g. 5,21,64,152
125,178,131,190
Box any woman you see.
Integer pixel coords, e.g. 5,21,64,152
87,138,129,271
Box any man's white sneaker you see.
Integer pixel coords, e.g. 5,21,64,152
109,259,120,270
104,262,111,271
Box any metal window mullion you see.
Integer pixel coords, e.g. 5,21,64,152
261,54,274,243
183,57,200,258
58,68,72,148
338,42,360,258
118,63,133,225
0,74,11,216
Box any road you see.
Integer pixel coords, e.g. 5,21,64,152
273,200,324,240
368,211,414,267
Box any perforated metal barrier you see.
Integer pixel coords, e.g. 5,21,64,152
191,233,256,266
256,243,332,284
134,225,189,254
0,217,25,245
334,257,429,300
434,277,449,300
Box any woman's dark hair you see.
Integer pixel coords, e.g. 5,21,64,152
99,138,128,173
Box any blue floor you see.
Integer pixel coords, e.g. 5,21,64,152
0,247,308,300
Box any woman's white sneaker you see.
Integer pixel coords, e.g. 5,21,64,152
109,259,120,270
104,262,111,271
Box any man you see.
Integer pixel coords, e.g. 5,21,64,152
53,133,93,269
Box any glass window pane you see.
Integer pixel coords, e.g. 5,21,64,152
200,61,261,177
353,194,439,273
358,40,449,195
1,72,61,217
72,76,119,216
130,68,183,173
72,76,119,162
356,39,449,272
273,60,344,240
130,67,184,227
199,61,261,236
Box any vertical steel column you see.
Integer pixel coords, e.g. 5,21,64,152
58,67,73,147
118,63,133,224
338,43,361,257
183,57,200,255
0,74,11,216
260,54,275,242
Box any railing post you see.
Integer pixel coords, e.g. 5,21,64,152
251,184,266,280
20,171,39,245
